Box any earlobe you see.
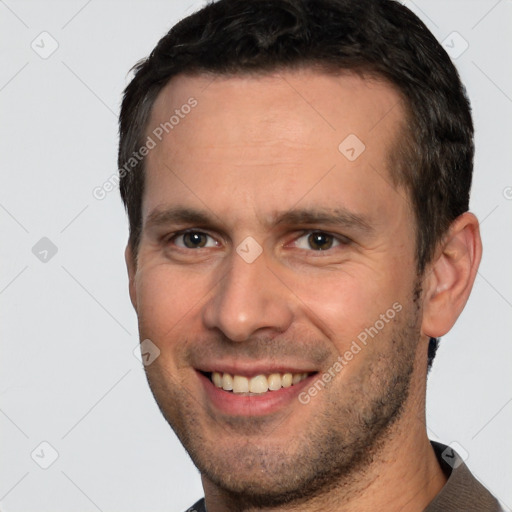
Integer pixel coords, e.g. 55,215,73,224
124,244,138,311
421,212,482,338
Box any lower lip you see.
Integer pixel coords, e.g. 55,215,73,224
197,371,316,417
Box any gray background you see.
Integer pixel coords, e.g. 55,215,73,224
1,1,511,510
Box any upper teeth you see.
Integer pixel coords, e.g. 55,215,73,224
211,371,309,394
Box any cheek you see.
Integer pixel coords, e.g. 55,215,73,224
282,265,410,353
134,263,209,345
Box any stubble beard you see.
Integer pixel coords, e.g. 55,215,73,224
143,288,422,509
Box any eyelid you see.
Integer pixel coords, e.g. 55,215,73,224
290,230,352,249
166,228,220,248
164,228,350,249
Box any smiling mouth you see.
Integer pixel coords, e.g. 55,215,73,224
202,371,315,395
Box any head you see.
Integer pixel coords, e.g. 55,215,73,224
119,0,481,507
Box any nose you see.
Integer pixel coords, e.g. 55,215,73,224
202,246,294,342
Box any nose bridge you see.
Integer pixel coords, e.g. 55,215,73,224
202,248,293,342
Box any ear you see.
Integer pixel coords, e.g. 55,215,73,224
421,212,482,338
125,244,138,311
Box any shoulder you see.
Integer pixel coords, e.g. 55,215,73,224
183,498,206,512
426,441,503,512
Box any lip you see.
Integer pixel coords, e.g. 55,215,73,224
197,370,317,417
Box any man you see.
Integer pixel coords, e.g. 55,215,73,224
118,0,502,510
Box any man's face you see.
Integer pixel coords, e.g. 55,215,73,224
128,70,426,505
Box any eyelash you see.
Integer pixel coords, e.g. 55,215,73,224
166,230,219,248
166,229,351,251
292,231,351,251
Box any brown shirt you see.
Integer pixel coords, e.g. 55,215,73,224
425,441,503,512
186,441,503,512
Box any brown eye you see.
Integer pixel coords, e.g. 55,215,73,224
179,231,210,248
307,232,334,250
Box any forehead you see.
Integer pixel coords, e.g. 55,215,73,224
143,69,408,225
148,69,404,147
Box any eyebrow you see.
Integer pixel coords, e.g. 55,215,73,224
145,206,219,231
144,206,375,235
273,208,375,235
